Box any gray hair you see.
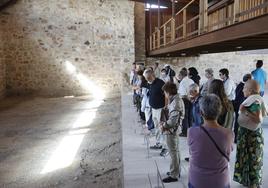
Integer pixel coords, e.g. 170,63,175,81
179,69,187,77
205,68,214,76
143,68,155,78
189,83,199,92
199,94,222,120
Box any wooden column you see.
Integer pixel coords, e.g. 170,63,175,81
172,0,175,18
149,5,152,51
199,0,208,34
149,6,152,36
265,0,268,13
158,0,160,28
171,0,176,43
157,0,161,48
234,0,240,23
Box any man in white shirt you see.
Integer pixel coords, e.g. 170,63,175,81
219,68,236,101
178,69,194,136
178,69,194,98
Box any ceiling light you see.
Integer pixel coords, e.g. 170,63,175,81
146,3,168,9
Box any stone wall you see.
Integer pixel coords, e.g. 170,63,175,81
0,61,5,98
147,51,268,85
0,0,135,97
134,2,146,61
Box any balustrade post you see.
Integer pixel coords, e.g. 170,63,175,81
163,25,166,46
171,18,175,43
183,9,187,39
153,33,155,49
234,0,240,23
149,36,152,51
157,29,160,48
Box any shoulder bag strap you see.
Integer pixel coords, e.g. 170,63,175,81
200,126,230,162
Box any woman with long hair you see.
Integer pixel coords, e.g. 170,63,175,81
208,79,234,129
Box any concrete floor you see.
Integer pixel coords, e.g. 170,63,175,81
0,95,122,188
122,92,268,188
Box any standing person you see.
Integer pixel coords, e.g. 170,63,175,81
234,80,267,188
130,62,137,85
133,70,147,121
251,60,267,96
188,67,201,86
143,69,166,150
164,64,176,82
185,83,203,162
208,79,234,129
200,68,214,96
160,68,171,83
189,83,203,128
160,82,185,183
233,74,252,143
178,69,194,137
154,62,161,78
219,68,236,101
188,94,233,188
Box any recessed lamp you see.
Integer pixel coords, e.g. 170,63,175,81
181,53,186,56
236,46,242,49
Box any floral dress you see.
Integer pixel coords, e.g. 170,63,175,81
233,103,264,186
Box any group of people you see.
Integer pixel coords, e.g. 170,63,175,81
130,60,267,188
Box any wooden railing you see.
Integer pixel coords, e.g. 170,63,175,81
149,0,268,51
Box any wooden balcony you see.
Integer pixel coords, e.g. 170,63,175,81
147,0,268,57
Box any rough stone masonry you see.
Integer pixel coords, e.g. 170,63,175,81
0,0,135,97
